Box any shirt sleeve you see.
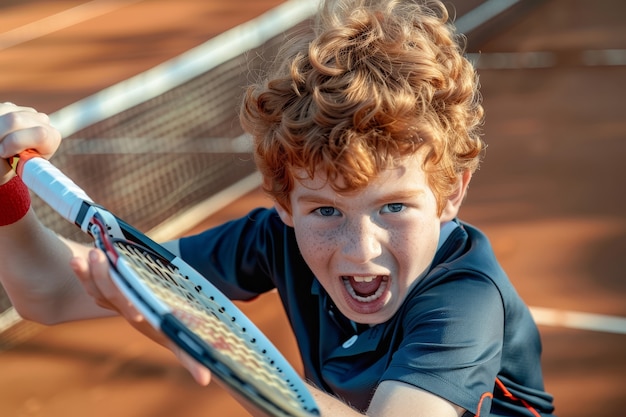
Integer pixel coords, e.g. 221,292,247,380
382,273,504,414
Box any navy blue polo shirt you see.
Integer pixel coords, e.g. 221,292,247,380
179,207,555,416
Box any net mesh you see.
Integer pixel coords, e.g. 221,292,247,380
38,48,262,241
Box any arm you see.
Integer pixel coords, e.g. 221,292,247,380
0,103,112,323
309,381,466,417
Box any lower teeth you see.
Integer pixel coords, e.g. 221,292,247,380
343,279,387,302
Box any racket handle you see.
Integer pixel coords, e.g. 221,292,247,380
10,150,94,224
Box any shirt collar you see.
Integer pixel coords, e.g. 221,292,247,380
437,220,459,251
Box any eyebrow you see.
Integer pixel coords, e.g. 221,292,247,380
295,193,337,205
295,189,426,205
371,189,426,205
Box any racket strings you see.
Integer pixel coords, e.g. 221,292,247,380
114,241,305,407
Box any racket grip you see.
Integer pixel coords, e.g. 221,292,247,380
13,151,94,224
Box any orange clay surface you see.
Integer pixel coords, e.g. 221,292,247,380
0,1,625,416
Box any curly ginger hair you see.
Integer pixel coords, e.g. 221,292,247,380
240,0,484,215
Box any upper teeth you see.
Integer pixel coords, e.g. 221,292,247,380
353,276,376,283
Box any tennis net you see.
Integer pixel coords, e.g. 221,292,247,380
0,0,317,346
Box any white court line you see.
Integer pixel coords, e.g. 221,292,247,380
5,303,626,336
467,49,626,69
0,0,144,51
582,49,626,66
530,307,626,335
467,51,556,69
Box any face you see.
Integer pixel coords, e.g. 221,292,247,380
277,151,461,325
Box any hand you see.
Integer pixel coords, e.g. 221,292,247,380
69,248,213,386
0,102,62,180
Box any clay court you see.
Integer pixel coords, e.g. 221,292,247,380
1,1,625,416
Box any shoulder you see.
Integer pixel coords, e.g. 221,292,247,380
406,221,508,319
395,222,509,350
415,221,518,313
401,270,505,338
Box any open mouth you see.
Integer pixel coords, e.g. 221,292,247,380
342,275,389,303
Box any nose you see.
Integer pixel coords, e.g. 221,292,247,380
340,216,383,263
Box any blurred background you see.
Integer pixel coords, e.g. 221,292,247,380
1,0,625,416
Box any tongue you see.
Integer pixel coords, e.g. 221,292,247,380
349,277,382,297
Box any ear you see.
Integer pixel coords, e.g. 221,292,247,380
274,203,294,227
440,170,472,222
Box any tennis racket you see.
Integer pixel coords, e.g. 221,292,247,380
10,150,320,417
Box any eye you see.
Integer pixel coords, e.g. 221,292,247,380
381,203,405,213
315,206,340,217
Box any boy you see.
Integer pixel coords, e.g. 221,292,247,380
0,0,555,415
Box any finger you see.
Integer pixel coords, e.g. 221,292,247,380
171,344,212,386
70,254,116,311
72,249,143,321
88,249,144,321
0,107,61,159
0,102,38,116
